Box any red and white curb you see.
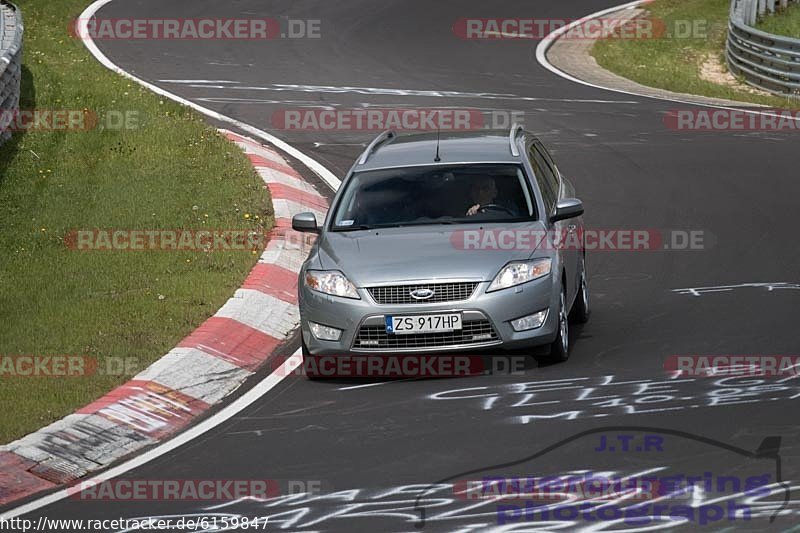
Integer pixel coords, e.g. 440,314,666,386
0,130,327,507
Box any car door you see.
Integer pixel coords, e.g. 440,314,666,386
529,141,580,307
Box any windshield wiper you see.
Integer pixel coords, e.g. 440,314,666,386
334,220,464,231
333,224,374,232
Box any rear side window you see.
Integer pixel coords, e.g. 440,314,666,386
536,142,559,175
534,143,561,198
527,143,559,214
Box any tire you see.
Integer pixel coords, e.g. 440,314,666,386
543,286,569,363
569,257,590,324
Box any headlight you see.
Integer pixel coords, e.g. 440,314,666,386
487,258,552,292
305,270,360,299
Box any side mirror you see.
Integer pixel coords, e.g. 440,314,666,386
292,212,320,233
550,198,584,223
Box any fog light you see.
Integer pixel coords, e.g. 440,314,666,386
511,310,548,332
309,321,342,341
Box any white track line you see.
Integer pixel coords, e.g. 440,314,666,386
77,0,340,191
535,0,800,122
536,0,652,94
1,0,339,519
0,351,302,519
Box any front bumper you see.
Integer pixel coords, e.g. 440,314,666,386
299,276,560,356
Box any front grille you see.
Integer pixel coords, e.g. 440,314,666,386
353,320,499,350
368,282,479,305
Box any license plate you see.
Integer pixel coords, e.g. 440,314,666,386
385,313,462,335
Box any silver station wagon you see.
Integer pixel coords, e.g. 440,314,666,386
293,125,589,367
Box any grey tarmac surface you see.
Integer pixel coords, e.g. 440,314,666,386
5,0,800,531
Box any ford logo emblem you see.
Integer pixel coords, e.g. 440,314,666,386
410,288,435,300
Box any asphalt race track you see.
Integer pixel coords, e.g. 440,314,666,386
8,0,800,531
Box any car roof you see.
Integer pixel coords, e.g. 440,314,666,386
355,129,532,171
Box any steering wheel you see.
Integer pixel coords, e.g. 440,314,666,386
478,203,515,216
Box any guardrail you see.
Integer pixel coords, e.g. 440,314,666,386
727,0,800,97
0,1,22,147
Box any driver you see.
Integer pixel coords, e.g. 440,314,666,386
465,176,518,216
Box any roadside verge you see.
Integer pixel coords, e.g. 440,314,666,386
542,0,763,107
0,130,328,507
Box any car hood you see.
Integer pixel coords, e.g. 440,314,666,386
316,222,547,286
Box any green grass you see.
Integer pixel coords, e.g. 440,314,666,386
0,0,273,442
591,0,800,108
757,2,800,38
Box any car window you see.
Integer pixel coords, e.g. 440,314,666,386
527,143,558,213
535,143,561,198
331,164,536,230
536,142,560,178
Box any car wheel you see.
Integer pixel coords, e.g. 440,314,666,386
569,258,590,324
542,286,569,363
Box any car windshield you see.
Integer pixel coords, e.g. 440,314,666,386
331,164,535,230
